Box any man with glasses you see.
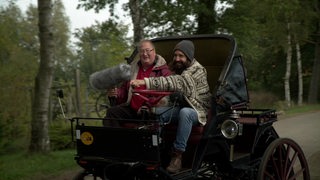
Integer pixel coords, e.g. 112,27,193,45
104,40,171,126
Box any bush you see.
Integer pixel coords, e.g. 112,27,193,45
49,119,73,150
249,90,280,109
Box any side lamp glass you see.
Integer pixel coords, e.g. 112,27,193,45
221,119,239,139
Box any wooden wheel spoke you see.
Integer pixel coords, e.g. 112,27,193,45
264,171,276,180
288,168,306,180
258,138,310,180
275,145,285,178
286,151,298,179
284,144,293,178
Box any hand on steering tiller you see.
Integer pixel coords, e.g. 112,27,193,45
130,79,145,88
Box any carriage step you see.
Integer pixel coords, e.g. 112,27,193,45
171,168,195,179
231,153,251,169
232,152,250,161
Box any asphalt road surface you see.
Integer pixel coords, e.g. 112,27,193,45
273,110,320,179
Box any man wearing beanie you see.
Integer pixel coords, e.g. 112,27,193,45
131,40,211,173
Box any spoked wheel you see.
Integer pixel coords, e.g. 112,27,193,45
258,138,310,180
95,93,114,118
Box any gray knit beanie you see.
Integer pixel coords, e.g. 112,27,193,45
173,40,194,61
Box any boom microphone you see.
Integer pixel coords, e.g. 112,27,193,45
89,63,131,91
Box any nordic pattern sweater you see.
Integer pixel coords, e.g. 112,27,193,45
145,59,211,125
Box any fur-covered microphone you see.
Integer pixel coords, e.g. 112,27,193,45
89,63,131,91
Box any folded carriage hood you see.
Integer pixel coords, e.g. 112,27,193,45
129,34,249,109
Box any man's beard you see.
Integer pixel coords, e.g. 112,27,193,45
170,60,191,75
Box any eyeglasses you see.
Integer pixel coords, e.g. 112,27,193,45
140,48,154,54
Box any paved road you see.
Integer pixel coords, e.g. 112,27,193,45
273,111,320,179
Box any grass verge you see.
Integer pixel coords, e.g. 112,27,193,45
280,104,320,119
0,149,78,180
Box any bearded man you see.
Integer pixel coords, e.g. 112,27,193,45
130,40,211,173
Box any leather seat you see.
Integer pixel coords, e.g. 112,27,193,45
162,124,204,144
162,109,212,144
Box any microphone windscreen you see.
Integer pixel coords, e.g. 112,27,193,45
89,63,131,90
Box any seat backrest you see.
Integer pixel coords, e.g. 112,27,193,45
129,35,237,93
152,35,236,92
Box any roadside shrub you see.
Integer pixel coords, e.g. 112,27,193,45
248,90,280,109
49,119,73,150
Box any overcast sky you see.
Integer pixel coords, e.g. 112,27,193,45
13,0,132,38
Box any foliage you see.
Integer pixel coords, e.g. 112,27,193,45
51,0,75,83
0,0,76,153
249,90,280,109
141,0,197,37
72,20,132,118
77,0,218,38
49,119,72,151
74,20,131,79
0,3,37,153
219,0,317,103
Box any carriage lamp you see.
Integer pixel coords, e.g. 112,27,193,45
221,119,239,139
229,110,240,119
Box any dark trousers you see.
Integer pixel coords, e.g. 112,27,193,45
103,105,138,126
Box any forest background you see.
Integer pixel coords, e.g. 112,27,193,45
0,0,319,154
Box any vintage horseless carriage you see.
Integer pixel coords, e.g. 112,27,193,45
66,35,310,179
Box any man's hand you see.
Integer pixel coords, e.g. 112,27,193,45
130,79,146,88
107,88,118,97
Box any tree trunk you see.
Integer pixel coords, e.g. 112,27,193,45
284,23,292,108
29,0,54,153
196,0,216,34
129,0,143,44
308,15,320,104
296,42,303,106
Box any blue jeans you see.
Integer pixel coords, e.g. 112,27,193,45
156,106,198,152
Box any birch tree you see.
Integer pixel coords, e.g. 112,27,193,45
29,0,54,153
284,24,292,108
295,41,303,106
263,0,312,107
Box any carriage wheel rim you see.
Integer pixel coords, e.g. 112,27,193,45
258,138,310,180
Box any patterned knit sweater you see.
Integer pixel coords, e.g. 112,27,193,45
144,59,211,125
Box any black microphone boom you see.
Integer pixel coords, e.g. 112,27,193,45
89,63,131,90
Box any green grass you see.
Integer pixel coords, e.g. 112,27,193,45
0,149,78,180
285,104,320,114
281,104,320,118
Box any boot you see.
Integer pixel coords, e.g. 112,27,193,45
166,149,183,173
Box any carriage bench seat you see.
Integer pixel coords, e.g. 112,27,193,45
162,108,212,144
162,124,205,144
120,122,204,144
